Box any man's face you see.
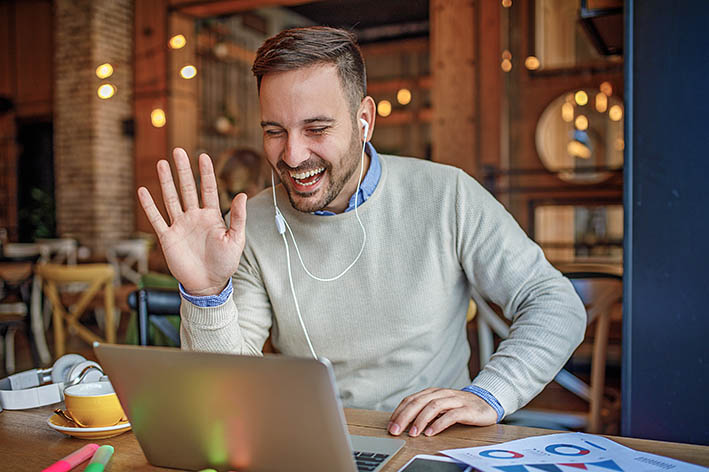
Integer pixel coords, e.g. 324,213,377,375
259,64,364,213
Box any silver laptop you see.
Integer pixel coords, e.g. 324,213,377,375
94,343,404,472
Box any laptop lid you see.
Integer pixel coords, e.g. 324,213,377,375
94,343,364,472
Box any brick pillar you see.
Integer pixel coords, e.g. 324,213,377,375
54,0,134,253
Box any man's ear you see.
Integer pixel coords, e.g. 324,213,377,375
358,96,376,142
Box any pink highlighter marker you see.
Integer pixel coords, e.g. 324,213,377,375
41,443,99,472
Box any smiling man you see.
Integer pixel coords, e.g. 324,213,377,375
138,26,586,438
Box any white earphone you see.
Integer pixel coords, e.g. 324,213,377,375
271,117,370,358
0,354,106,411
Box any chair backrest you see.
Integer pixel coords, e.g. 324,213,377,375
474,270,623,433
35,263,117,356
128,288,181,346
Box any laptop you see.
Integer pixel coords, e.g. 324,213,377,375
94,343,405,472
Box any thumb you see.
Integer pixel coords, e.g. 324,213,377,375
228,193,247,238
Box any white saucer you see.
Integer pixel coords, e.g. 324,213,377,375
47,413,132,439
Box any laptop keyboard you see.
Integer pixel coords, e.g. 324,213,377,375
353,451,390,472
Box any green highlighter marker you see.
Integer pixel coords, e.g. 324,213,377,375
84,445,114,472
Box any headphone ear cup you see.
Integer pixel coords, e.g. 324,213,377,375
50,354,87,385
66,360,104,386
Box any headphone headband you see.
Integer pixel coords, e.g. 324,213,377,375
0,354,105,411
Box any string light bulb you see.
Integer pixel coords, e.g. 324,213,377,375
501,59,512,72
595,93,608,113
377,100,392,117
600,81,613,96
97,84,116,99
574,115,588,131
524,56,540,70
561,103,574,122
502,0,512,7
151,108,166,128
169,34,187,49
609,105,623,121
574,91,589,106
180,65,197,79
397,88,412,105
95,63,113,79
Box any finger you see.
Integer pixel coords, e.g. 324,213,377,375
137,187,169,236
410,396,463,437
173,147,200,210
388,389,444,436
423,409,465,437
157,159,183,222
228,193,248,239
390,387,440,423
199,153,220,210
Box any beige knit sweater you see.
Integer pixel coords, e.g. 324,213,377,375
180,154,586,416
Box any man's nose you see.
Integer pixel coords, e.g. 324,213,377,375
282,133,310,168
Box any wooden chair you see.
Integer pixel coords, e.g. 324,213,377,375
474,268,622,433
35,264,116,357
0,255,42,374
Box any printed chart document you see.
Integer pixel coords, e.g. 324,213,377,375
441,432,707,472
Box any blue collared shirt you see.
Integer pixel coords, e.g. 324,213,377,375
179,143,504,421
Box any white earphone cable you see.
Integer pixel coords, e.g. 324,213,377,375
272,121,369,358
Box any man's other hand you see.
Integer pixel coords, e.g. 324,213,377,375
137,148,247,296
388,388,497,437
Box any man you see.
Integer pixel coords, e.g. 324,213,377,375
138,27,585,438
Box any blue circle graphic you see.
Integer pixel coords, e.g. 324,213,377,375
479,449,524,459
544,444,591,456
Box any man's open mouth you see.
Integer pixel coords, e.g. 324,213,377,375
289,167,325,188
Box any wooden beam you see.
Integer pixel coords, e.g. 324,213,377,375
169,0,317,17
430,0,476,175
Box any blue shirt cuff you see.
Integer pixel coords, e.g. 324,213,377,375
461,385,505,422
178,279,233,307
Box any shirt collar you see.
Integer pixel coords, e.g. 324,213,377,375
313,142,381,216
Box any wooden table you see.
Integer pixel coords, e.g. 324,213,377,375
1,406,707,470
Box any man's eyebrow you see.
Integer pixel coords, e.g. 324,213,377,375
303,116,335,124
260,117,336,128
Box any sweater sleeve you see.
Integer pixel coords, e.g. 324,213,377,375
179,245,272,355
454,170,586,418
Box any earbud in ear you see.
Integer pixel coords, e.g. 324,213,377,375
360,118,369,142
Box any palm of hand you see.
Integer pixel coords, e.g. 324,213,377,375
137,148,248,296
160,207,244,296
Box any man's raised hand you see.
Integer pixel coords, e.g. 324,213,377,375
137,148,246,296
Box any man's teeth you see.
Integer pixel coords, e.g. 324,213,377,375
290,168,325,180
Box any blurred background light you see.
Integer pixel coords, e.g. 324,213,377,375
574,114,588,130
595,92,608,113
396,88,412,105
609,105,623,121
600,81,613,96
151,108,166,128
169,34,187,49
180,65,197,79
97,83,116,99
377,100,392,117
574,90,589,106
95,63,113,79
524,56,540,70
561,102,574,122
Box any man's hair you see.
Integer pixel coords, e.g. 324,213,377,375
252,26,367,112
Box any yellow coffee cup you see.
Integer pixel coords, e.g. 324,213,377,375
63,381,126,428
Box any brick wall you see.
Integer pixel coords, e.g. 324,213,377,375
54,0,134,252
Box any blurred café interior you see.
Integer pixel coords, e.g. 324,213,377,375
0,0,706,446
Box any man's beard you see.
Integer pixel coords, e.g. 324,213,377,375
277,128,362,213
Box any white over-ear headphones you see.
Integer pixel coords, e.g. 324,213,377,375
0,354,105,411
270,116,371,358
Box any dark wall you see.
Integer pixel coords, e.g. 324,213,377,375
623,0,709,445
